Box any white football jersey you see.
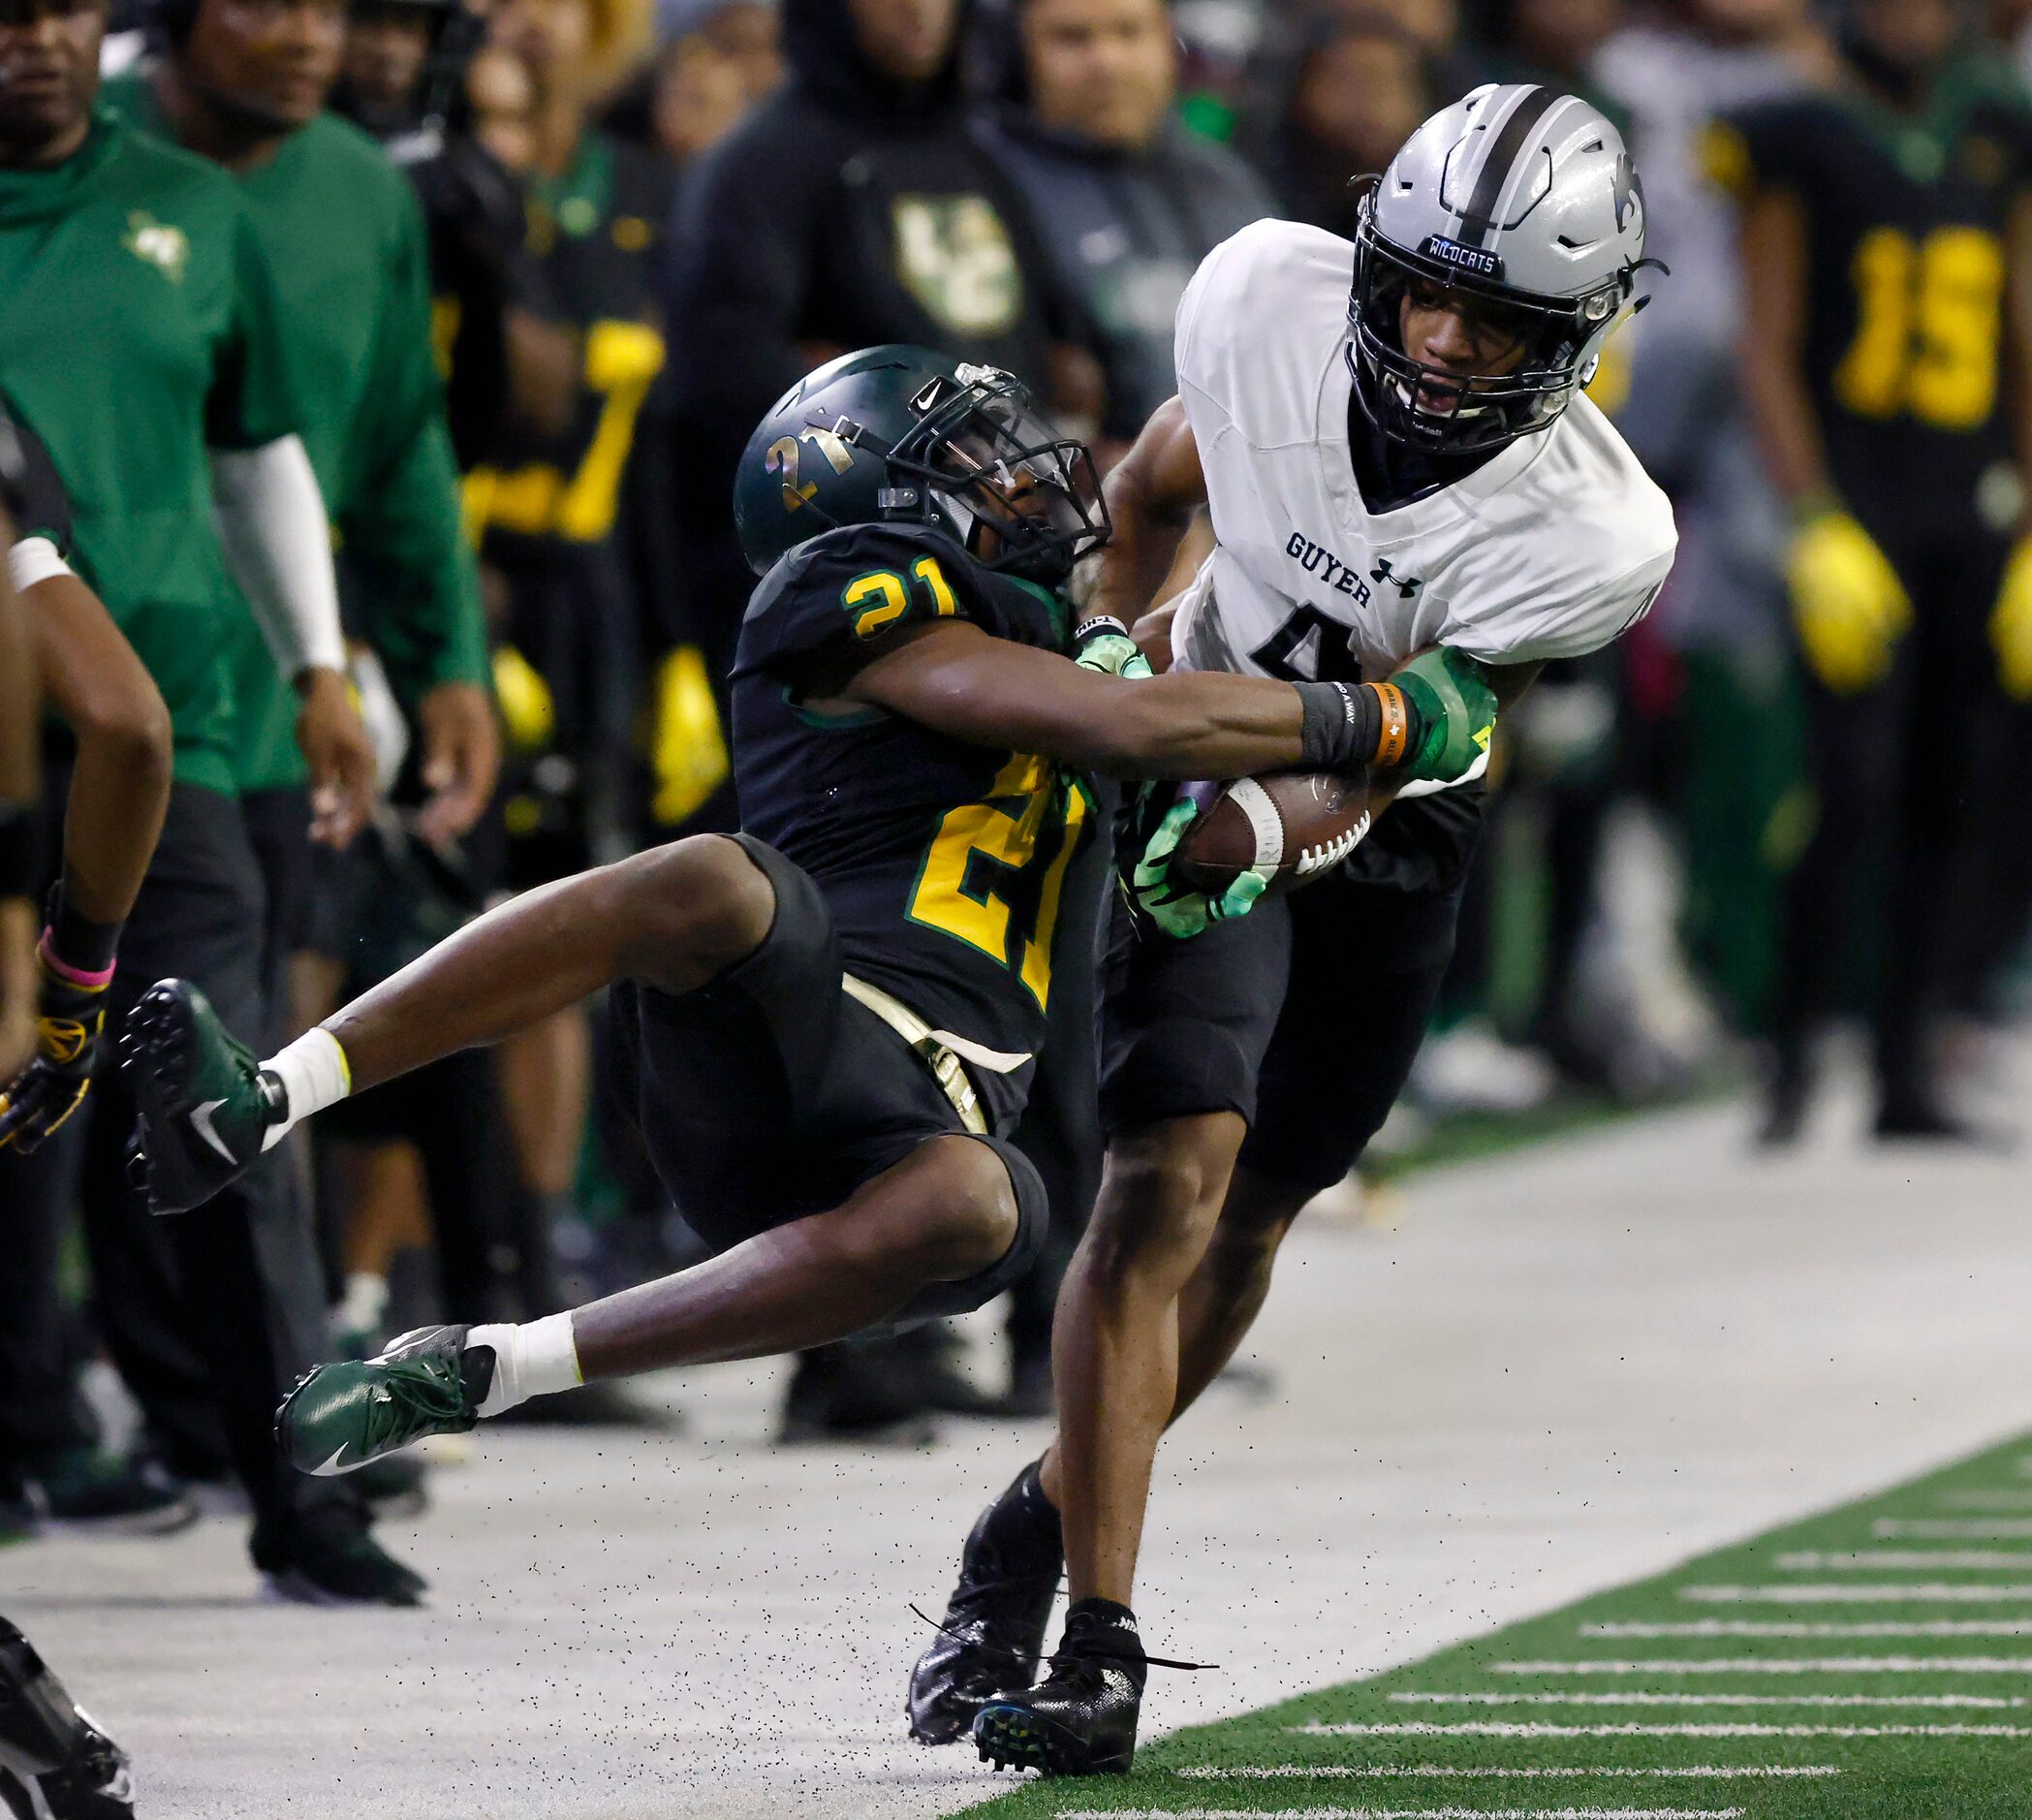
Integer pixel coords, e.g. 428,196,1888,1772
1168,219,1678,697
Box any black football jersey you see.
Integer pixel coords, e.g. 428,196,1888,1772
1712,61,2032,526
732,521,1095,1132
469,132,672,552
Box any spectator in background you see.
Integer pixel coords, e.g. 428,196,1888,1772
663,0,1085,1434
1593,0,1825,1030
1477,0,1625,118
101,0,497,1525
661,0,779,100
979,0,1273,449
663,0,1080,700
1716,0,2032,1143
0,0,391,1602
461,0,682,1401
651,29,750,160
1260,14,1429,238
336,0,580,474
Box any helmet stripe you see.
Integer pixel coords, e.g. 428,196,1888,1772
1456,84,1558,246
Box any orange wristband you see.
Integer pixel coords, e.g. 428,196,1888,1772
1368,682,1410,769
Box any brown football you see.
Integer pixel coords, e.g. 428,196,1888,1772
1169,769,1372,897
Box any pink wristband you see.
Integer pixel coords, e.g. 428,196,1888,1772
38,929,115,991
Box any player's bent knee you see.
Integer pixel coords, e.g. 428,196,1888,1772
916,1136,1023,1281
614,835,776,992
1082,1118,1241,1285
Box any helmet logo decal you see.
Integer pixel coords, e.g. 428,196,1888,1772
1612,151,1645,233
765,427,855,513
1419,235,1504,281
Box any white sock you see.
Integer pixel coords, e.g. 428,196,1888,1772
465,1314,582,1418
338,1271,388,1339
261,1027,352,1145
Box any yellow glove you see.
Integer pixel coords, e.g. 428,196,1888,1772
1785,509,1911,694
1990,539,2032,702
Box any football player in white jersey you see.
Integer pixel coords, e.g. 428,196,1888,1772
912,84,1678,1775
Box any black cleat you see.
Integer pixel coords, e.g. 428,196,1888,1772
971,1601,1145,1776
257,1509,428,1609
909,1461,1062,1745
120,981,284,1214
0,1617,135,1818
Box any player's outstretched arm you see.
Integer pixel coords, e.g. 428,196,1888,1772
1083,395,1205,629
844,619,1376,781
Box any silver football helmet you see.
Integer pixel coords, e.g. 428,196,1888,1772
1350,84,1653,452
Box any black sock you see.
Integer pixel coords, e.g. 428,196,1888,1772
1062,1597,1145,1681
43,882,121,977
1066,1596,1137,1634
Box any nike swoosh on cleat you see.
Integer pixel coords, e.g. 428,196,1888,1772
309,1445,354,1476
189,1099,238,1164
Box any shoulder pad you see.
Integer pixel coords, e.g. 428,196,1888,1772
735,523,982,678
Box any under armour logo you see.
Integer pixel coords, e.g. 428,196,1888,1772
1369,558,1422,600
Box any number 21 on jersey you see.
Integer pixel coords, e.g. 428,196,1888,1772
908,753,1088,1013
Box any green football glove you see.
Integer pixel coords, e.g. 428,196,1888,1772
1073,615,1154,681
1390,646,1498,784
1131,798,1269,940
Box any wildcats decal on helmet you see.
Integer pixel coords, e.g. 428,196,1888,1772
1419,235,1504,280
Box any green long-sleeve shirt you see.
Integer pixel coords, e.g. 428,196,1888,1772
0,111,302,795
105,74,487,793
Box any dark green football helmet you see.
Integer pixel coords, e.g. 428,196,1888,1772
734,345,1109,584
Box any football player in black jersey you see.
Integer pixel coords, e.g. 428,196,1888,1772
120,346,1411,1488
1709,0,2032,1141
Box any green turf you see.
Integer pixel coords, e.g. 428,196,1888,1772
948,1430,2032,1819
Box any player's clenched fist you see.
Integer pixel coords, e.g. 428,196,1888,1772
1786,507,1911,694
1387,646,1498,784
0,938,109,1153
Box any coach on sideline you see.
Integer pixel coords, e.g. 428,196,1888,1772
0,0,421,1605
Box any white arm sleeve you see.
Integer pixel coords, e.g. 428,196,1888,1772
209,434,346,678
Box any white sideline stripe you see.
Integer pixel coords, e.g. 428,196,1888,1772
1682,1584,2032,1604
1061,1809,1746,1820
1389,1692,2028,1709
1878,1520,2032,1539
1777,1550,2032,1570
1495,1657,2032,1675
1292,1721,2032,1739
1583,1620,2032,1638
1178,1765,1839,1780
1940,1491,2032,1510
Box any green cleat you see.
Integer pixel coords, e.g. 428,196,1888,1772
277,1326,486,1477
120,980,284,1214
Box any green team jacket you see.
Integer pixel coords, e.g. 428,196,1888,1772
0,110,301,795
105,73,487,793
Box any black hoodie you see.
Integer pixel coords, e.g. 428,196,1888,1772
661,0,1074,662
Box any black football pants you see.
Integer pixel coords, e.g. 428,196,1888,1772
0,784,343,1555
1771,518,2014,1114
